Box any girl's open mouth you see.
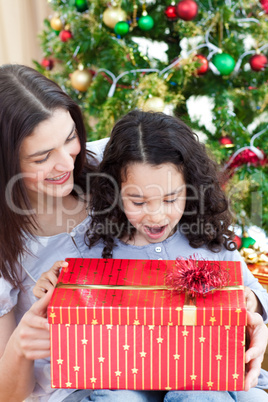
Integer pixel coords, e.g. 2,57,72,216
144,225,167,239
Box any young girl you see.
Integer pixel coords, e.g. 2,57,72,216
36,110,268,401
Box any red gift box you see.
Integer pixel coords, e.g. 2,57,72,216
48,258,246,391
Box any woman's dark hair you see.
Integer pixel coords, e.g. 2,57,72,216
0,64,97,287
87,109,235,257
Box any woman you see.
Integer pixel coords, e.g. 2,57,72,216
0,64,107,402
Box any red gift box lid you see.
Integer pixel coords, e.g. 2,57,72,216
48,258,246,327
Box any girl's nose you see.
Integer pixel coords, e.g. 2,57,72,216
146,204,165,223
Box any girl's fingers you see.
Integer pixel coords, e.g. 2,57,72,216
50,260,68,275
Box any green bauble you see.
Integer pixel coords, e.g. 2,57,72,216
75,0,88,12
212,53,236,75
138,15,154,31
241,236,256,248
114,21,129,36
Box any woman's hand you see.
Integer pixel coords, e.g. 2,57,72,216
244,286,263,315
244,310,268,391
33,260,67,298
14,289,54,360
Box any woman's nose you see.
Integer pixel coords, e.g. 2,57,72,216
54,151,75,172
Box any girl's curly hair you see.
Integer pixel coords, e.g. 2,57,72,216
87,110,236,257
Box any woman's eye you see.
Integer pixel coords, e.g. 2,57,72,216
35,154,50,164
66,131,78,142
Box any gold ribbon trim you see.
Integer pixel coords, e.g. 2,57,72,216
56,283,167,290
56,283,243,291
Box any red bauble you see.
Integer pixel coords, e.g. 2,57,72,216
233,235,242,250
249,54,267,71
260,0,268,13
194,54,208,75
229,148,266,170
176,0,198,21
165,5,178,20
219,136,234,148
59,30,73,42
41,58,54,70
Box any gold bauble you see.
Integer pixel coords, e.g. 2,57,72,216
71,67,92,92
142,97,165,112
102,6,127,29
50,15,64,31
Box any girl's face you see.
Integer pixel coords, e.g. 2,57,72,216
20,109,81,207
121,162,186,246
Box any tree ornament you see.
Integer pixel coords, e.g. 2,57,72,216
233,235,242,250
70,65,92,92
50,15,64,31
59,29,73,42
219,134,234,148
143,97,165,112
41,58,54,70
114,21,129,36
212,53,236,75
165,5,178,20
103,6,127,29
249,54,267,71
75,0,88,12
194,54,208,75
241,233,256,249
138,15,155,31
260,0,268,13
176,0,198,21
227,148,266,171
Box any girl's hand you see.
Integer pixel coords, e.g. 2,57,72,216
15,289,54,360
33,260,68,299
244,286,263,315
244,311,268,391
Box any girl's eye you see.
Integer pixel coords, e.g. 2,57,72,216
35,153,50,164
164,198,177,203
132,201,145,206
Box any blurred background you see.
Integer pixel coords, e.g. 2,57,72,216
0,0,51,67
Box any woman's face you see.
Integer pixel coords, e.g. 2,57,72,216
20,109,81,207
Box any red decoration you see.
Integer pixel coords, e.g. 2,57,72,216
176,0,198,21
41,58,54,70
219,135,234,148
164,5,178,19
166,257,229,297
249,54,267,71
228,148,267,171
194,54,209,75
59,29,73,42
234,235,242,250
260,0,268,13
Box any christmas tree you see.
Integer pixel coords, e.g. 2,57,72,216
36,0,268,235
